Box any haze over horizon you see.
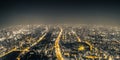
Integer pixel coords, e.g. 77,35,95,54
0,0,120,27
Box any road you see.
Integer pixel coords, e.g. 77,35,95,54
55,27,64,60
0,25,119,60
16,33,47,60
71,30,81,42
0,48,17,58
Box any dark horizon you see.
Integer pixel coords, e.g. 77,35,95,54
0,0,120,27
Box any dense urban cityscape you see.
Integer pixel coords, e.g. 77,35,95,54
0,24,120,60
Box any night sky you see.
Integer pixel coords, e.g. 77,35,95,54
0,0,120,27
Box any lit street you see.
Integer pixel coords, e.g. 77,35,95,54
0,24,120,60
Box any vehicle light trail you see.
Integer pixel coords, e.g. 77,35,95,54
0,47,17,58
55,27,64,60
16,33,47,60
71,30,81,42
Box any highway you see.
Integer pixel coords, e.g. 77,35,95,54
71,30,81,42
55,27,64,60
15,26,61,60
0,24,119,60
16,33,47,60
0,47,17,58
